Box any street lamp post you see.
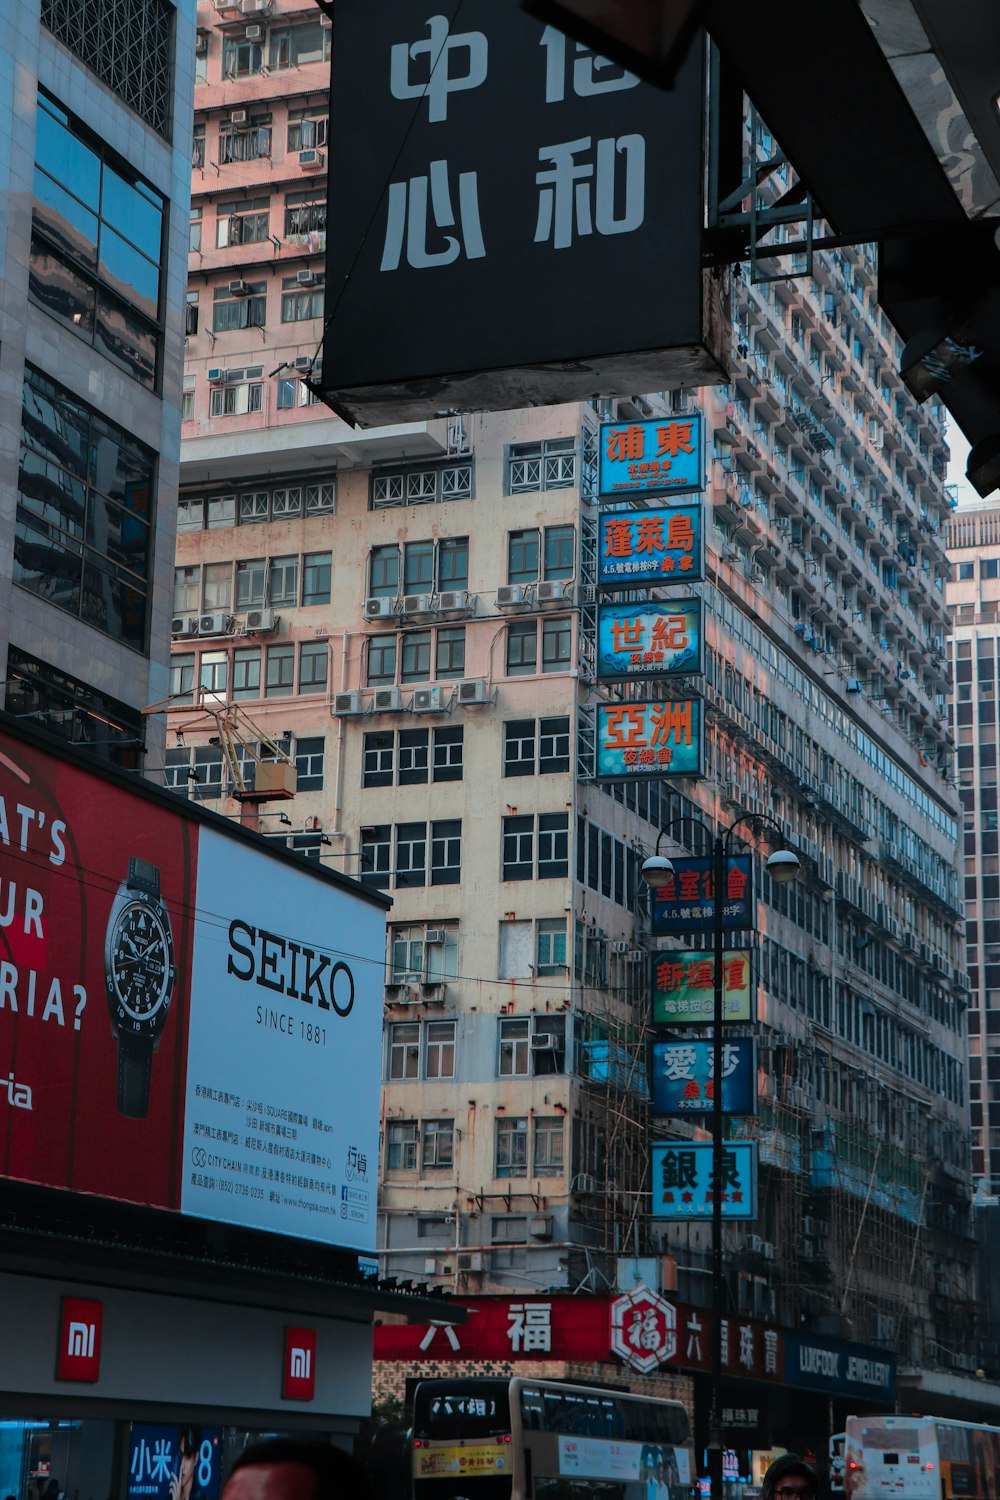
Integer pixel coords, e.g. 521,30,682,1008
642,812,799,1500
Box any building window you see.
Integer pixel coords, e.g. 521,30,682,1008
209,368,264,416
422,1119,455,1170
506,622,537,676
287,109,328,151
507,437,576,493
369,545,400,599
268,19,330,69
366,629,468,688
174,567,200,615
366,636,397,686
171,653,195,704
235,560,266,609
507,525,575,582
232,646,261,700
16,366,153,651
203,563,232,612
302,551,331,606
370,459,474,508
294,735,324,790
281,273,325,322
398,729,430,785
542,616,572,672
284,190,327,240
491,1216,528,1270
504,717,570,775
386,1120,417,1169
378,537,469,597
365,728,463,785
536,918,567,974
502,813,569,880
299,643,328,695
433,726,464,782
424,1033,457,1100
192,123,206,167
276,377,320,410
431,820,462,884
216,197,270,248
41,0,172,136
396,822,427,888
363,731,394,788
222,33,262,75
387,1022,420,1081
533,1117,564,1176
30,92,164,389
265,643,295,696
181,372,195,420
199,651,228,697
436,628,466,679
361,825,391,889
6,648,144,768
267,555,298,608
498,1018,530,1077
213,284,266,333
496,1118,529,1178
219,121,272,164
401,632,432,684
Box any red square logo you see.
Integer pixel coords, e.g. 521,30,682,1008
57,1298,102,1382
283,1327,316,1401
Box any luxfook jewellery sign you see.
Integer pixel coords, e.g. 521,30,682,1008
610,1286,678,1375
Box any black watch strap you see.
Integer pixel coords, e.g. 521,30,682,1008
127,858,160,900
118,1046,152,1119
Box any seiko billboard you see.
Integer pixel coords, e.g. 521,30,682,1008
320,4,727,425
0,730,386,1253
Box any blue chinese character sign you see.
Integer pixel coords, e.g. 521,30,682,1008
128,1426,222,1500
597,599,703,681
598,504,704,588
650,1039,757,1117
651,1140,758,1221
599,414,704,497
650,855,754,933
651,949,754,1024
596,700,703,779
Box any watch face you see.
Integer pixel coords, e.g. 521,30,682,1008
108,899,175,1035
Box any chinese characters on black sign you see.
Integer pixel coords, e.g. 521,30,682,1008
321,4,725,425
650,854,754,933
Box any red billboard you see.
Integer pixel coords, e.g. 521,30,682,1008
0,730,386,1252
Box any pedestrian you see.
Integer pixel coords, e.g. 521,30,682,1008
221,1439,372,1500
762,1455,821,1500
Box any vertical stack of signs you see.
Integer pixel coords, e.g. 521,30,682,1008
648,862,759,1223
595,414,706,778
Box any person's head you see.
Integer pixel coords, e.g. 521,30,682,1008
177,1427,202,1499
763,1456,820,1500
223,1440,372,1500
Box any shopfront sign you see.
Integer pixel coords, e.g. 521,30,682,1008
598,414,704,496
596,599,703,681
321,4,725,426
57,1296,102,1381
651,1140,758,1220
650,855,754,933
0,731,386,1253
651,948,754,1024
650,1038,756,1116
598,503,704,587
596,699,703,779
784,1332,896,1401
283,1326,317,1400
610,1284,677,1374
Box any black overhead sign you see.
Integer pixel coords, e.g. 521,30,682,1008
320,3,727,427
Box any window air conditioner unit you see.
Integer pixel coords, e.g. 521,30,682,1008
402,593,432,616
293,355,313,371
197,611,230,637
299,149,325,169
373,686,403,713
333,691,363,716
412,686,445,713
457,678,488,705
364,596,398,620
437,589,472,615
530,1033,557,1052
244,24,263,40
575,1174,596,1194
296,270,316,286
195,30,209,55
244,607,276,632
229,279,251,296
172,615,199,637
610,940,630,954
457,1252,484,1273
530,1215,554,1240
496,584,525,608
230,109,248,126
536,579,573,604
846,678,863,693
207,367,226,383
424,929,446,945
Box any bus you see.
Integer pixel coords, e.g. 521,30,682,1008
411,1376,696,1500
844,1415,1000,1500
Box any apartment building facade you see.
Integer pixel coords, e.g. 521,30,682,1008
173,3,975,1435
0,0,195,767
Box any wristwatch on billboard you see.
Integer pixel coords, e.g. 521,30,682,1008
104,857,176,1119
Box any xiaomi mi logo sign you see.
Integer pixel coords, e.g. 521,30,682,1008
283,1327,316,1400
57,1298,102,1382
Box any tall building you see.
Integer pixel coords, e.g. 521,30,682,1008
0,0,195,769
174,11,977,1446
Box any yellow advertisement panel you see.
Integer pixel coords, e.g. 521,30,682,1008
416,1445,512,1479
